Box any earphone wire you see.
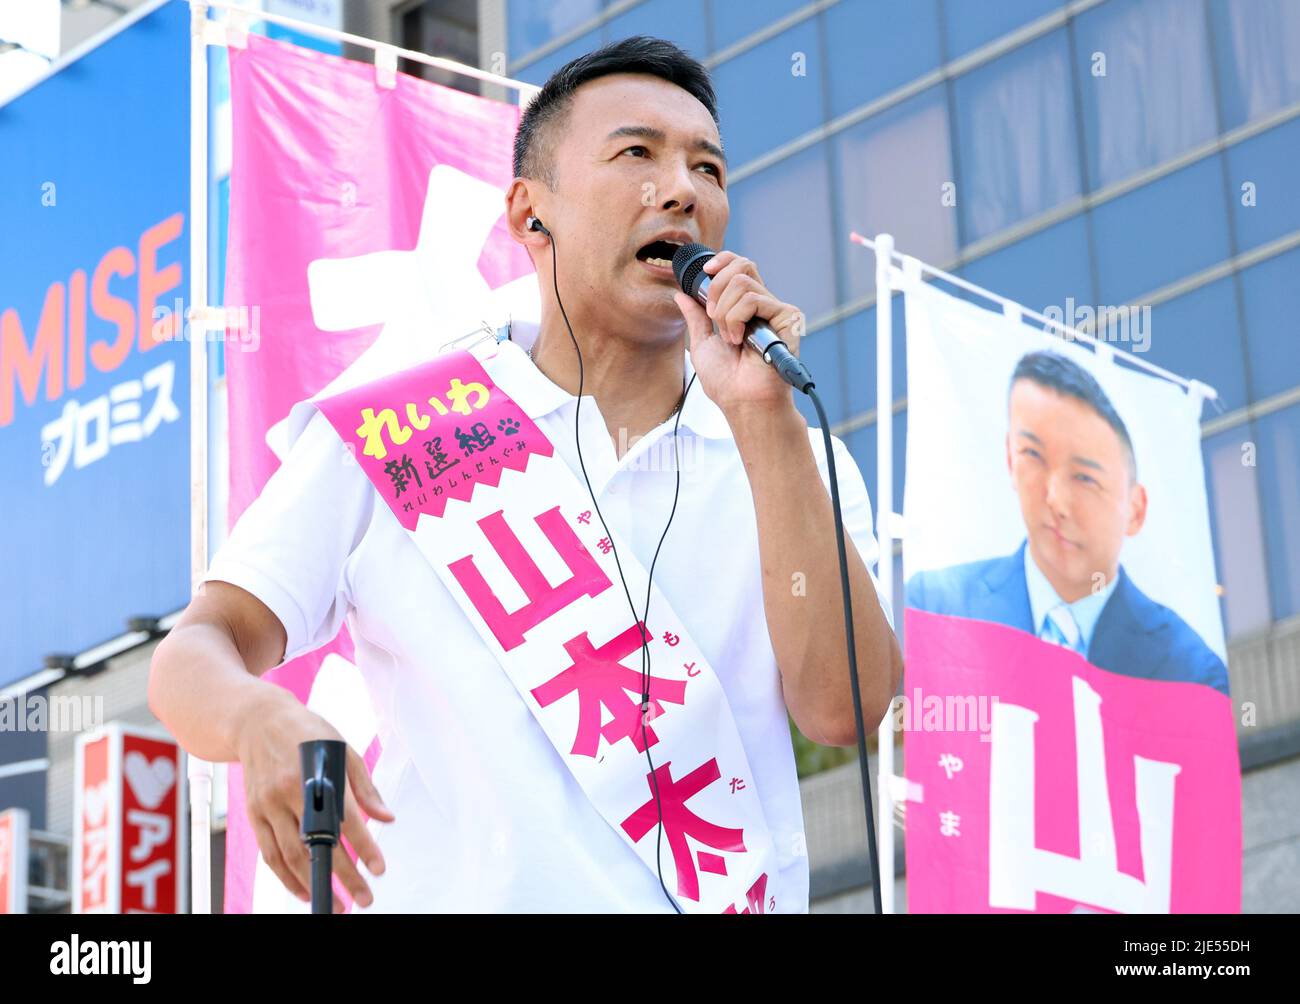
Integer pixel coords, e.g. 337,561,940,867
537,218,686,914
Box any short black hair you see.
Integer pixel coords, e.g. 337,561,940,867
1009,350,1137,479
512,35,720,190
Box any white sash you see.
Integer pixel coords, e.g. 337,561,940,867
307,343,780,913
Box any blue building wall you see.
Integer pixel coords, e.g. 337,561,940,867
507,0,1300,651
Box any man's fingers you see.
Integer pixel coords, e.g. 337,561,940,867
702,252,735,321
674,291,712,355
342,783,386,877
784,309,805,350
252,816,309,902
702,250,736,280
345,747,395,823
725,291,787,348
706,257,765,344
332,838,374,909
714,275,765,344
269,806,313,900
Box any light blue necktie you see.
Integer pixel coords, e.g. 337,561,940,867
1040,604,1084,655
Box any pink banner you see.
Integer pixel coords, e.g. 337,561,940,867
222,33,529,912
903,610,1241,913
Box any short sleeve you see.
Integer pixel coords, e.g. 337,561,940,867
808,429,895,630
204,407,376,665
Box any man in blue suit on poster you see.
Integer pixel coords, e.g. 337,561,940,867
907,350,1229,696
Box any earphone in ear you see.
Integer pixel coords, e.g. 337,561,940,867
527,216,550,236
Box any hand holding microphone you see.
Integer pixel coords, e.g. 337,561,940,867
671,243,815,395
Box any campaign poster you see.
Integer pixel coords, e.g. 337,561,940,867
900,279,1240,913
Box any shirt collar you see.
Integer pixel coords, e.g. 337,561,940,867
491,319,733,440
1023,542,1119,651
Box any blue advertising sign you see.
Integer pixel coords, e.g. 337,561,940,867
0,0,190,688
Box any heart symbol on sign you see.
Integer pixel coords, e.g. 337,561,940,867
84,784,108,827
124,752,176,810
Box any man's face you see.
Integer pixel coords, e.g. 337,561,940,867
538,73,729,340
1006,379,1146,599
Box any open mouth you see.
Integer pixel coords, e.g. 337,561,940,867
635,238,685,271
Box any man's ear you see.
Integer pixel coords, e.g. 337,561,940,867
1005,430,1014,481
505,179,547,247
1126,481,1148,536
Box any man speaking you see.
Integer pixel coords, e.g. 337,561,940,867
148,36,900,913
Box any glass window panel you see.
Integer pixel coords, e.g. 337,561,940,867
604,0,709,59
713,19,824,167
1090,156,1230,306
833,87,958,305
508,0,603,62
708,0,810,53
1239,246,1300,402
842,296,907,428
399,1,483,96
941,0,1063,60
1142,277,1249,412
513,29,601,86
794,326,848,429
1074,0,1218,190
844,408,907,518
1226,114,1300,254
951,30,1082,244
1209,0,1300,130
957,214,1095,323
1255,404,1300,621
0,772,46,831
725,141,838,323
0,705,46,765
822,0,944,119
1203,424,1273,636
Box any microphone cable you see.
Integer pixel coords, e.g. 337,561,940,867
803,386,883,915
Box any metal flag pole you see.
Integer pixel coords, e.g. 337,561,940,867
187,0,213,916
873,233,896,914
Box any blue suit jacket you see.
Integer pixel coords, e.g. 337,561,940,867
906,542,1229,695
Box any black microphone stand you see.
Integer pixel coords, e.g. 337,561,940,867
300,739,346,915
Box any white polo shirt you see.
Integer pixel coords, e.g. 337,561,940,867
205,322,891,913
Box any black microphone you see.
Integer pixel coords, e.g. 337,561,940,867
672,243,815,393
299,739,346,914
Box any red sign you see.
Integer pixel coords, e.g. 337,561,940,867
75,732,112,913
119,731,181,913
74,724,183,913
